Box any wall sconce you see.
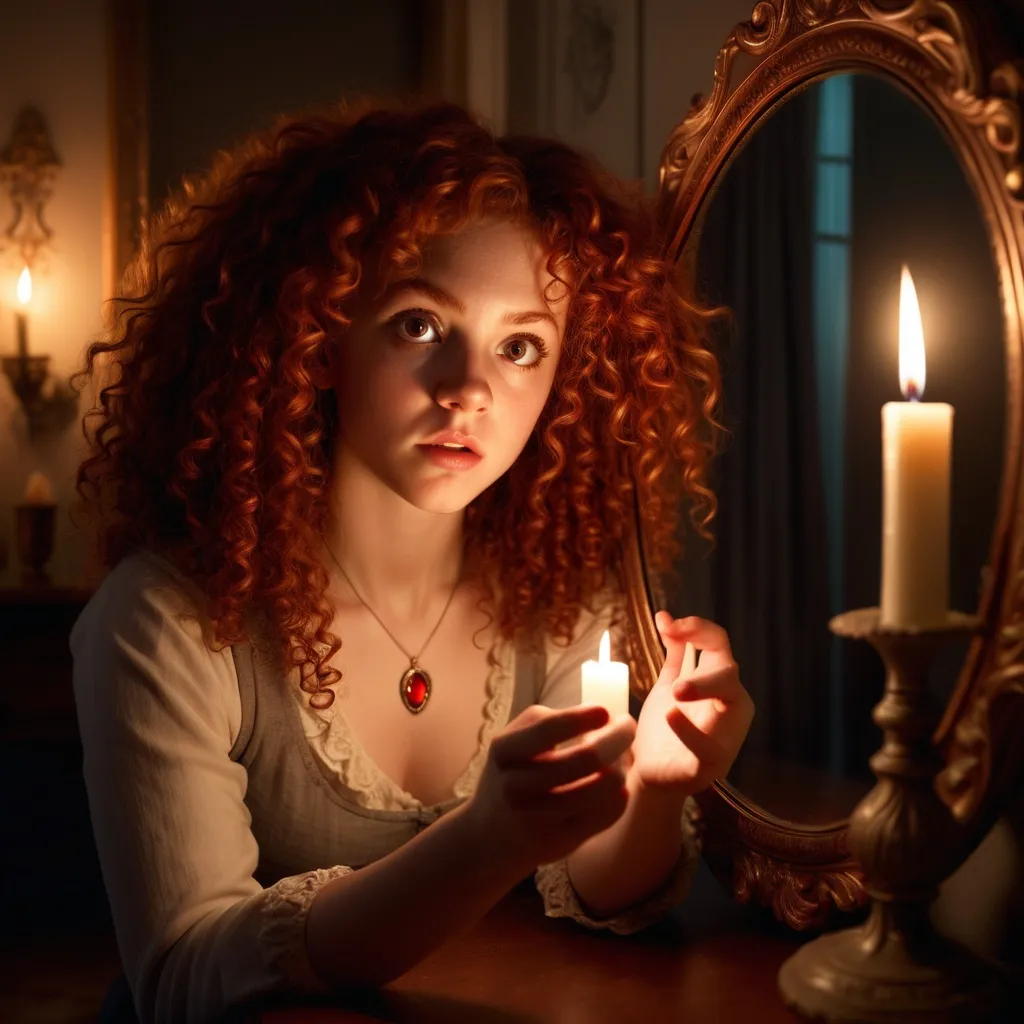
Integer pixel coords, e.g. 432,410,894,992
0,106,78,440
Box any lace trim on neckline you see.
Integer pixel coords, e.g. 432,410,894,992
292,634,513,811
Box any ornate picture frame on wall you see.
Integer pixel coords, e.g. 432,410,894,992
617,0,1024,930
105,0,148,305
509,0,644,181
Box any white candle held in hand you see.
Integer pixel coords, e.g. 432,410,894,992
880,266,952,629
581,629,630,719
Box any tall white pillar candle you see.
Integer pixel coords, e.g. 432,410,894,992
581,629,630,719
879,266,953,629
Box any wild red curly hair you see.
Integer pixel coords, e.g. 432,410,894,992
74,100,721,705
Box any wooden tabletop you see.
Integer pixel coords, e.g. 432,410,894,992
237,860,812,1023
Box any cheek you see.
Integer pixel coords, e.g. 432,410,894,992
505,372,556,446
367,361,411,403
337,349,418,431
532,362,560,419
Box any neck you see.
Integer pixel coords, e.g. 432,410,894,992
323,444,469,622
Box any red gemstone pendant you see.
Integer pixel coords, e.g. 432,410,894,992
400,666,432,714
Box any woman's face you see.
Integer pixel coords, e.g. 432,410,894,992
329,219,568,512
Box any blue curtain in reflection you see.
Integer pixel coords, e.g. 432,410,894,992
690,88,833,772
812,75,854,774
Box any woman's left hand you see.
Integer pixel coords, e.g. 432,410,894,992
631,612,754,794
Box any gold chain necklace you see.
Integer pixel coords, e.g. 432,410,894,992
323,543,461,714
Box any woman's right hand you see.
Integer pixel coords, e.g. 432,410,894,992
463,704,636,875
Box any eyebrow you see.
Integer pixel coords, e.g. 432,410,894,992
503,309,559,330
384,277,558,330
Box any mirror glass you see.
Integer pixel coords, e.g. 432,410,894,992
644,72,1006,825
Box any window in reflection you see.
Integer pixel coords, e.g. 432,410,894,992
812,74,853,774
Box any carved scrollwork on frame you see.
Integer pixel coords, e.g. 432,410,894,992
685,780,868,931
627,0,1024,928
731,851,866,931
657,0,1024,255
107,0,150,300
937,562,1024,823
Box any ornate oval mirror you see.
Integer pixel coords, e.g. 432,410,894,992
618,0,1024,928
678,66,1006,830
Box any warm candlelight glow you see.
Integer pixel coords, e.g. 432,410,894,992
898,264,925,400
16,266,32,306
581,628,629,720
881,264,952,629
23,470,55,505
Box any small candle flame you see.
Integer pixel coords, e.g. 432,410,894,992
598,629,610,663
16,266,32,305
898,264,925,401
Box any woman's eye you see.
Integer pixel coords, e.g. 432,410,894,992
504,335,547,370
389,310,547,371
393,313,441,345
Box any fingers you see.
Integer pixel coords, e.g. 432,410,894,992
672,664,746,705
682,640,697,678
505,715,635,800
528,758,629,829
664,705,727,768
539,713,634,766
657,612,735,673
557,768,630,834
655,610,688,680
494,704,610,765
659,614,732,655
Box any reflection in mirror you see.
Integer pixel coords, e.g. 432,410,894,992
649,73,1005,825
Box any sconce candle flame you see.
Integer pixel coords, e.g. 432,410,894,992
898,264,925,401
16,266,32,306
13,266,31,360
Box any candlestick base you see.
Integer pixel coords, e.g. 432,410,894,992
778,902,1006,1023
777,608,1009,1023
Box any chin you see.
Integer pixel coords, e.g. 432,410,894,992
416,494,476,515
400,464,511,514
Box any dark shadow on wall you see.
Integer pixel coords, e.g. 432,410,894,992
147,0,426,208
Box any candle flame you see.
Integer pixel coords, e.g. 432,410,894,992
16,266,32,305
598,629,610,662
898,264,925,400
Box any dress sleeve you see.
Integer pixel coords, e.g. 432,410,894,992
532,590,703,934
70,552,351,1024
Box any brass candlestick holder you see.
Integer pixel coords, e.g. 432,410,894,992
777,608,1007,1023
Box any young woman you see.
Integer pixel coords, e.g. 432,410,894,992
71,100,754,1024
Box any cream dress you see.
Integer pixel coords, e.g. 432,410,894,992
71,550,701,1024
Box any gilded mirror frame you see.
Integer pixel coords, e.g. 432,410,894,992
618,0,1024,929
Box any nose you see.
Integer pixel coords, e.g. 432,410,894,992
431,334,492,413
